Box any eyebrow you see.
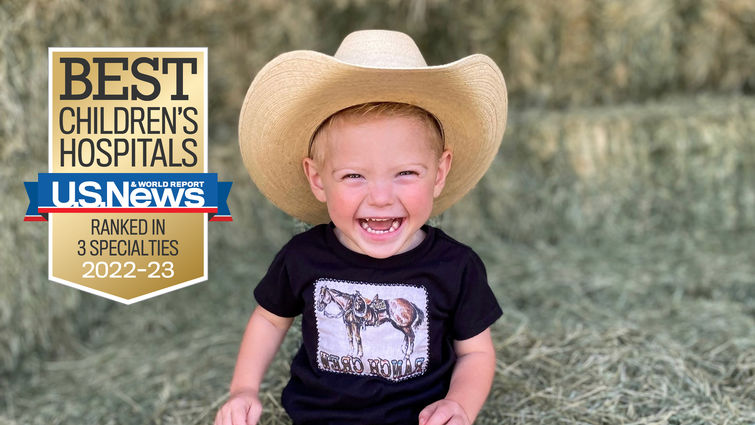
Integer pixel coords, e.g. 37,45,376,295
400,163,429,170
330,163,429,175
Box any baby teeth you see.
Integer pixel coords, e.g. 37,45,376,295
360,218,401,234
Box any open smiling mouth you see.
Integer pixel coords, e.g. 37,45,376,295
358,217,403,234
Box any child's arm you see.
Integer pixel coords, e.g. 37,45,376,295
214,306,294,425
419,328,496,425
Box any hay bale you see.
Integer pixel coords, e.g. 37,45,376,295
0,165,112,375
2,0,753,375
0,0,299,373
0,1,159,374
310,0,754,105
414,0,755,106
445,95,755,244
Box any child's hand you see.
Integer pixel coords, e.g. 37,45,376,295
418,398,471,425
214,390,262,425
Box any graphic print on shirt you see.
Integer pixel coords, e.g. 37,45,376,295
314,278,429,382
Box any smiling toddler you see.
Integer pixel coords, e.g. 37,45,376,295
216,29,507,425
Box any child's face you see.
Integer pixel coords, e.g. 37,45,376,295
303,115,452,259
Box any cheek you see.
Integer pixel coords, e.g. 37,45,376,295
399,182,436,212
325,187,362,216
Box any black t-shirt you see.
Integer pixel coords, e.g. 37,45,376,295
254,223,502,425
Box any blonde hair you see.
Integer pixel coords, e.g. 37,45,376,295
308,102,445,164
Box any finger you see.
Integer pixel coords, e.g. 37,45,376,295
424,406,453,425
221,406,232,425
418,402,438,425
246,402,262,425
231,405,247,425
446,415,467,425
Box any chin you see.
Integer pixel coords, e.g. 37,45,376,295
360,244,402,259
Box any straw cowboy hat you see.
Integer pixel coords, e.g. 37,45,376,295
239,29,507,224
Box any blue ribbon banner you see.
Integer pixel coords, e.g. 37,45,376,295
25,173,232,222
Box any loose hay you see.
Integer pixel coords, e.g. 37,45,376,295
480,232,755,425
2,230,753,424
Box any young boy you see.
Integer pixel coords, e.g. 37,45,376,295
217,30,507,425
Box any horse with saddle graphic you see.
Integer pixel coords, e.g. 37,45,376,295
317,286,425,361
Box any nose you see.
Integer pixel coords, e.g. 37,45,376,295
367,179,394,207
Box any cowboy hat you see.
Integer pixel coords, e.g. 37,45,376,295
239,29,507,224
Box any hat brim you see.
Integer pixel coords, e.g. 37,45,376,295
239,50,507,224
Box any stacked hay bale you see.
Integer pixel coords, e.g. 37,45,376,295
307,0,754,105
0,0,165,373
0,0,300,374
445,96,755,244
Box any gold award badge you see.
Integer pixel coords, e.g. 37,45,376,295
25,48,231,304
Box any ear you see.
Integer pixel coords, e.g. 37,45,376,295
433,149,453,198
302,157,327,202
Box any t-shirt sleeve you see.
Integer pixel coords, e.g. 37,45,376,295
253,246,304,318
452,251,503,340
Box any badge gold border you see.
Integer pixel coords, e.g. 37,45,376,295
47,47,209,304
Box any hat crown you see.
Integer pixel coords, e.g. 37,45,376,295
334,30,428,68
240,29,507,224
